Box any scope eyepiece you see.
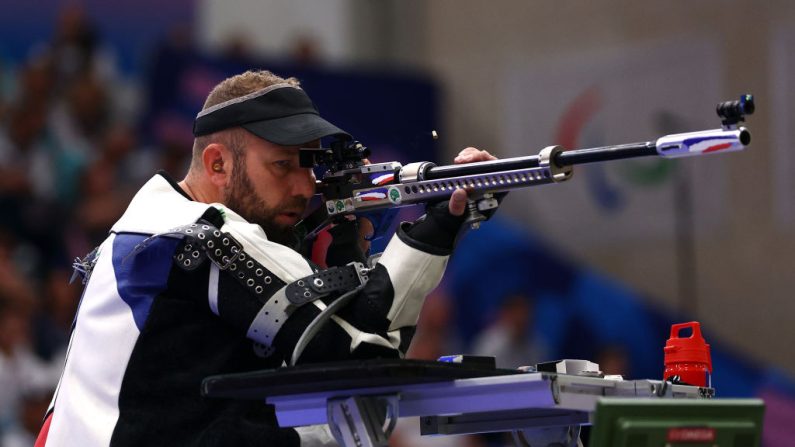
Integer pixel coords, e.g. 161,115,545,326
298,138,370,171
334,140,370,161
717,94,754,126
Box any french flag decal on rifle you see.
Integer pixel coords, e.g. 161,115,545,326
355,188,388,201
370,173,394,186
683,136,737,154
655,128,748,158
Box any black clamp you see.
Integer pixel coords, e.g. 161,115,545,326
286,262,370,306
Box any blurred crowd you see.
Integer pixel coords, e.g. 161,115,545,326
0,7,192,445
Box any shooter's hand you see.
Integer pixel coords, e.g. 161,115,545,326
401,147,498,252
309,158,375,267
448,147,498,216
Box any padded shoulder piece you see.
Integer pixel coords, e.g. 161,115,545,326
169,221,286,303
165,220,372,357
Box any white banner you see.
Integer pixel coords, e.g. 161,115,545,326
501,38,731,252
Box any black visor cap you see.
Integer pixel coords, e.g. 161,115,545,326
193,85,351,146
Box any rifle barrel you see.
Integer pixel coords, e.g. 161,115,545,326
554,141,657,166
424,141,657,180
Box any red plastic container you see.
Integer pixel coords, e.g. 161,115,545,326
663,321,712,387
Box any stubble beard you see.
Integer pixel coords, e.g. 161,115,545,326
223,165,307,248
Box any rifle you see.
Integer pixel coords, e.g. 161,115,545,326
298,95,755,242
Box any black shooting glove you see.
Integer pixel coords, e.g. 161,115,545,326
325,218,368,266
402,191,507,254
300,218,368,268
404,199,467,252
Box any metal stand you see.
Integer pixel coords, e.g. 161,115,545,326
513,425,582,447
327,395,399,447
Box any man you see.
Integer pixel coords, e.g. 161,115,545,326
36,70,496,446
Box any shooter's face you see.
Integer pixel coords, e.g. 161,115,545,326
224,134,317,246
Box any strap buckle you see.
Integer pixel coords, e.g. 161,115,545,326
211,233,243,270
285,262,372,306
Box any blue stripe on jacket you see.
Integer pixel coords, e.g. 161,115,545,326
112,233,180,331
